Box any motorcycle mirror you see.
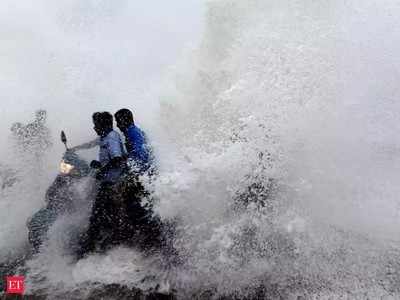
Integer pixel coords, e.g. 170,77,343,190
61,131,68,147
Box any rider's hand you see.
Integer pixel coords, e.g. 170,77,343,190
90,160,102,169
66,147,76,153
95,170,104,181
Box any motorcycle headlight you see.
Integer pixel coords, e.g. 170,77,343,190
60,160,74,175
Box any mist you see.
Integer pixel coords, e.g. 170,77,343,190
0,0,204,258
2,0,400,298
0,0,204,149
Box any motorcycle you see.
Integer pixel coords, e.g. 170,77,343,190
27,131,92,252
27,131,168,257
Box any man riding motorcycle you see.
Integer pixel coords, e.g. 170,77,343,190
77,112,126,257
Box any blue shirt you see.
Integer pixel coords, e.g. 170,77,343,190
99,130,125,182
125,124,153,173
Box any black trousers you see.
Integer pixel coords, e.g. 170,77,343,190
78,176,161,257
79,182,125,255
119,175,162,250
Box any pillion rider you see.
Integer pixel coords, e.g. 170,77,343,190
114,108,160,250
114,108,154,175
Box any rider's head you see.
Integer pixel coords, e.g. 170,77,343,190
92,112,113,137
115,108,134,133
35,109,47,124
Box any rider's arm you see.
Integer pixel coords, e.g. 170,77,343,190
70,138,100,151
99,157,124,174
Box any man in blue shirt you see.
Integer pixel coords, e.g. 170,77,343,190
114,109,161,248
114,108,154,174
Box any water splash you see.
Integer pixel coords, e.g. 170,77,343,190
2,0,400,299
152,0,400,298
